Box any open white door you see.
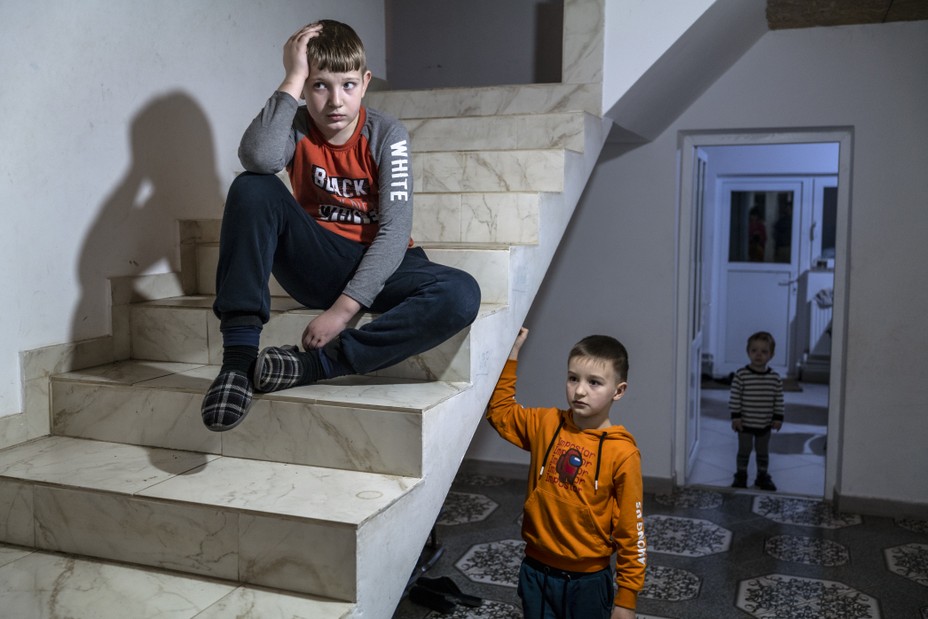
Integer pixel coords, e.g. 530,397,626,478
717,180,803,378
684,148,709,478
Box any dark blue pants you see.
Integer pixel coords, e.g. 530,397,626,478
518,557,614,619
737,426,772,474
212,173,480,374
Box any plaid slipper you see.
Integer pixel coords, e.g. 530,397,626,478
253,345,305,393
201,369,254,432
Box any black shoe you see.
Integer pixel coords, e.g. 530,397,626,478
731,472,748,488
416,576,482,607
409,585,456,614
201,369,253,432
755,474,777,491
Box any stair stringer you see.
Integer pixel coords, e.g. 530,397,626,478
350,112,612,617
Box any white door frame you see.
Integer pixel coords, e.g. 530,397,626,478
674,129,852,501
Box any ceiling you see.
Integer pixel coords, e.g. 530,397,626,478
767,0,928,29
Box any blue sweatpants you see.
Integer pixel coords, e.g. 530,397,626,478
518,556,614,619
212,172,481,374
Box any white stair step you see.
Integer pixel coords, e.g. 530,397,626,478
413,192,540,245
364,82,601,118
0,544,355,618
196,243,508,308
51,360,469,476
0,436,419,602
405,112,587,153
127,295,494,381
414,149,564,193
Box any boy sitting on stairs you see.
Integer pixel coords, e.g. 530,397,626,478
202,20,480,431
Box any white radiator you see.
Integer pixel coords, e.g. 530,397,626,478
809,303,832,356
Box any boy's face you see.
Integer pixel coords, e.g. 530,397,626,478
747,340,773,370
566,355,627,430
302,64,371,145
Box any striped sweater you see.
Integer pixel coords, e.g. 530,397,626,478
729,366,784,429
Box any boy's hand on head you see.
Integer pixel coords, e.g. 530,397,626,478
301,294,361,350
279,22,323,99
508,327,528,361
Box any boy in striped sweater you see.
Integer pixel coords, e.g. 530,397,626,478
730,331,784,490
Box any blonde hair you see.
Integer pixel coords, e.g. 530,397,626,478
307,20,367,73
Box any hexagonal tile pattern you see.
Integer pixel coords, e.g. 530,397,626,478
764,535,849,566
736,574,880,618
753,495,862,529
423,599,520,618
897,518,928,535
640,564,701,602
885,543,928,587
455,539,524,588
645,515,731,557
437,491,498,525
653,488,723,510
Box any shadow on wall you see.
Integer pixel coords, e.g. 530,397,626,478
71,91,223,342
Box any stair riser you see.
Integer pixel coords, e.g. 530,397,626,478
195,244,510,306
131,303,475,382
3,482,359,602
51,380,424,476
406,113,586,153
413,192,540,245
184,189,542,247
364,82,601,119
415,150,564,193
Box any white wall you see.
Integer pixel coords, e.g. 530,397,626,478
603,0,714,110
0,0,385,418
474,21,928,510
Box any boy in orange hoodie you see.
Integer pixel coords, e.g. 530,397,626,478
487,328,646,619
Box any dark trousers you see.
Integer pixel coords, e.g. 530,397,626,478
736,426,772,474
212,173,481,374
518,556,614,619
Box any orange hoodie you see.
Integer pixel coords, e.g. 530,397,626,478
487,359,647,610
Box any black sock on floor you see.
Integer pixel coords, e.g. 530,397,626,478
221,345,258,375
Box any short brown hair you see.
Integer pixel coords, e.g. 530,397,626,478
307,20,367,73
746,331,776,355
569,335,629,382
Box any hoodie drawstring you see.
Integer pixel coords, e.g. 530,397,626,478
538,418,565,478
536,562,573,619
594,432,607,491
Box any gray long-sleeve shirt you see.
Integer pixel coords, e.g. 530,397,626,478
238,91,413,307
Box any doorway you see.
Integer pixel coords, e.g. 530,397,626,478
674,131,852,500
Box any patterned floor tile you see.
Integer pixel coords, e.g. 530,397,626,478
423,600,520,618
653,488,723,510
645,515,731,556
455,539,524,587
753,495,862,528
897,518,928,535
437,491,498,525
453,473,508,488
765,535,849,566
884,543,928,587
736,574,880,618
640,565,701,601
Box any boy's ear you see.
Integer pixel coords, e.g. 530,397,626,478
612,382,628,402
360,70,372,97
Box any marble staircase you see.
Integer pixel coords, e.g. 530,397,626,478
0,87,611,616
